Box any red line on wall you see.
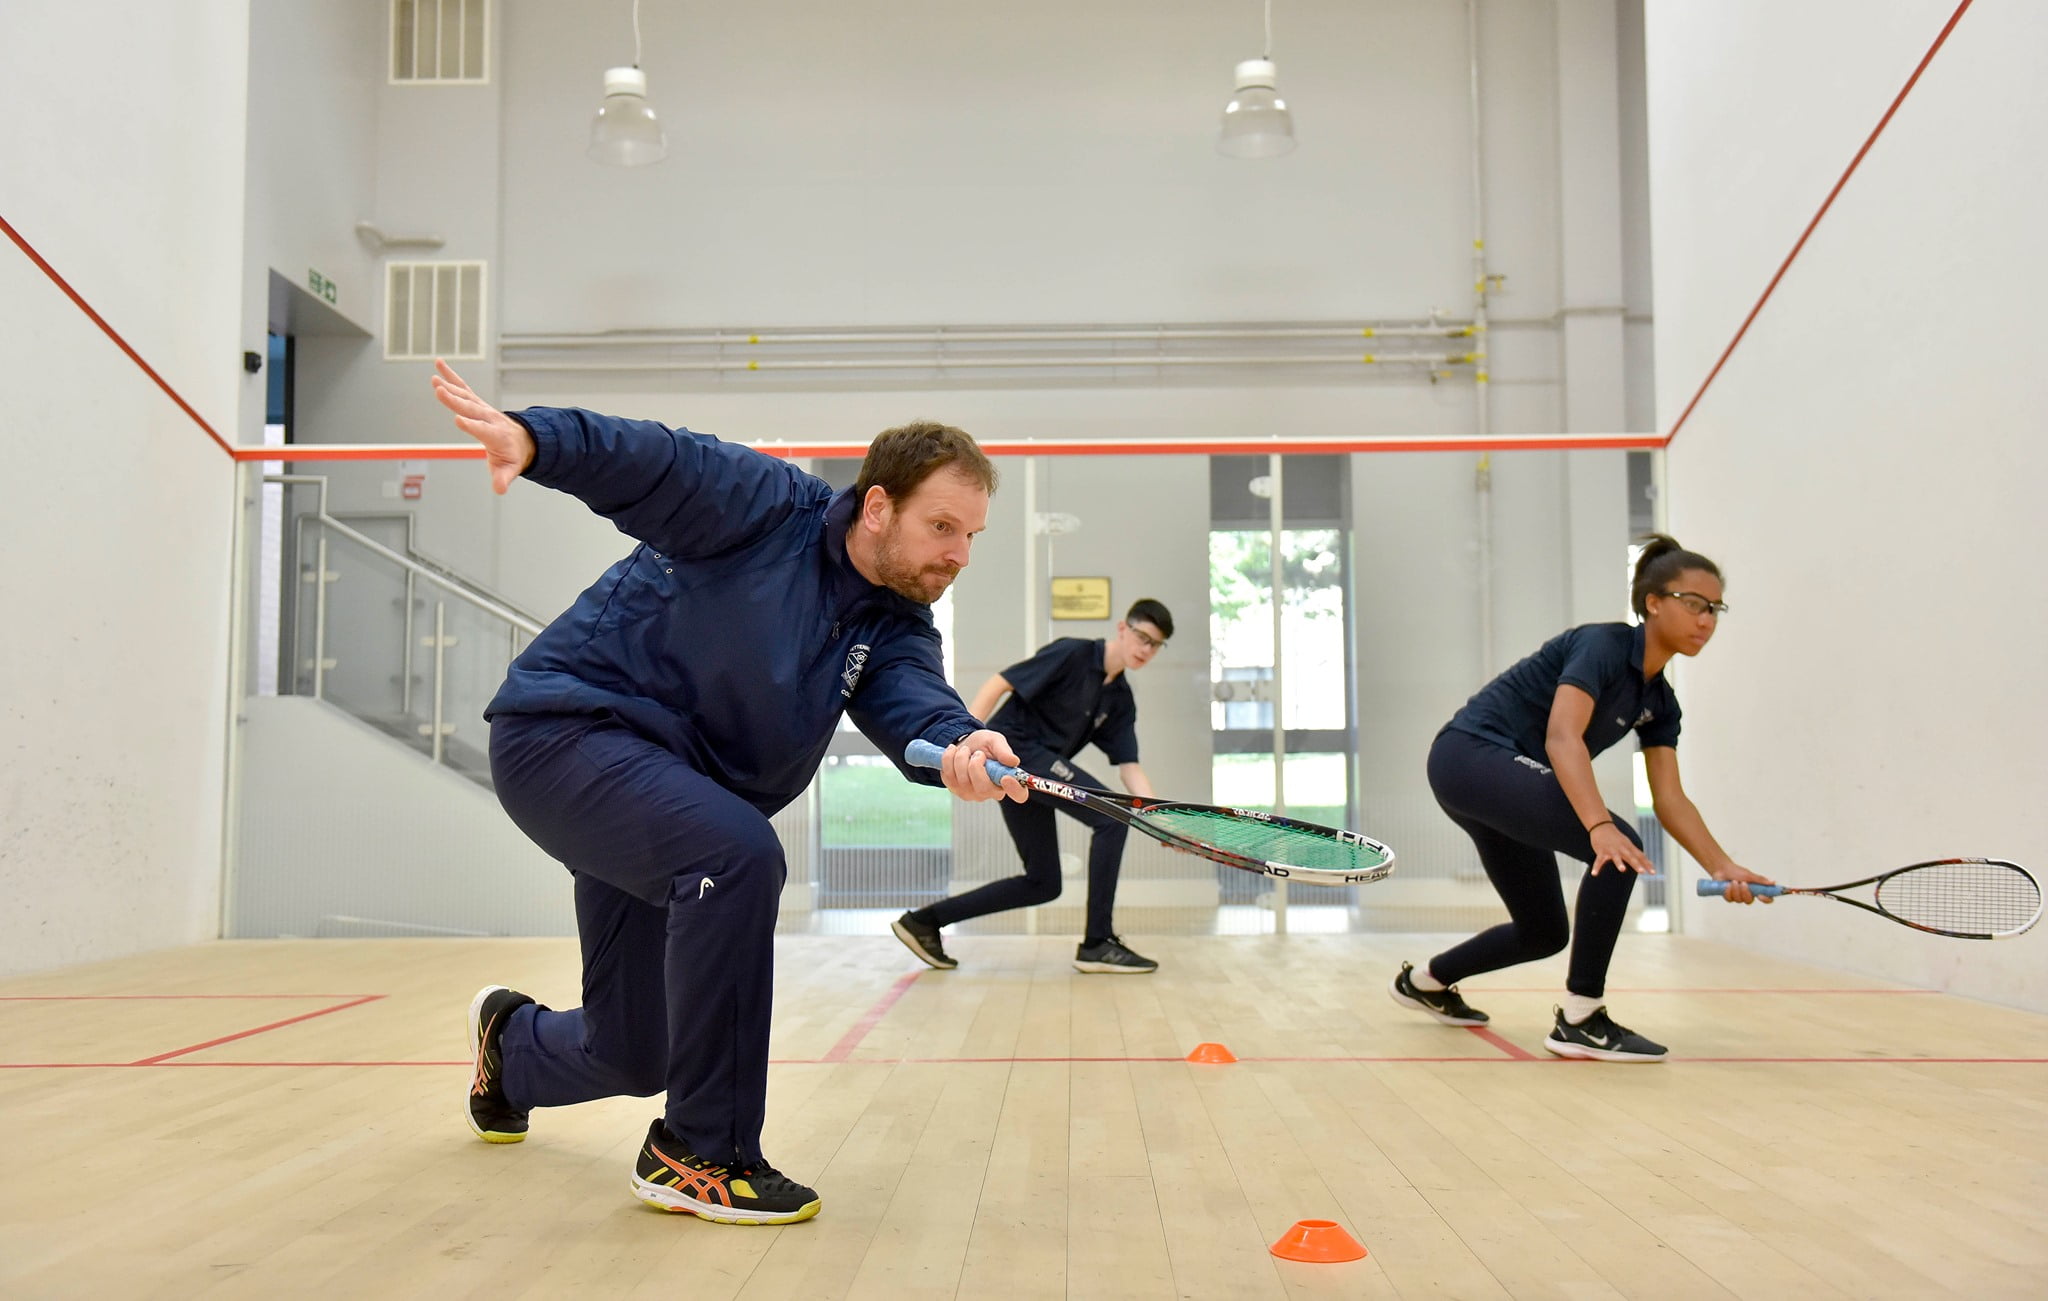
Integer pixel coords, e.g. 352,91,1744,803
0,211,236,458
1663,0,1976,443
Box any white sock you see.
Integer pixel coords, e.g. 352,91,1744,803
1561,993,1604,1024
1410,965,1447,992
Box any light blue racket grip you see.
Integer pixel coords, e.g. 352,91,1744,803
904,738,1024,784
1696,881,1786,897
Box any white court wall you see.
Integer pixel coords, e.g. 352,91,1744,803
0,2,249,975
1649,1,2048,1007
472,0,1640,818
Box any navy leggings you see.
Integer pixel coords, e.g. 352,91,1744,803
486,712,785,1167
1425,727,1643,998
914,757,1129,942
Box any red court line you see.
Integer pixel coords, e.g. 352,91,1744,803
1465,1026,1540,1060
127,994,386,1065
0,993,381,1001
6,1052,2047,1069
1662,0,1975,443
0,212,236,458
824,969,925,1063
1466,987,1938,995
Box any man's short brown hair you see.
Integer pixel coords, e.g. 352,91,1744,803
854,421,998,502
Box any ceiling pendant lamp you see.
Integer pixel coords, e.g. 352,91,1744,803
1219,0,1296,158
589,0,667,166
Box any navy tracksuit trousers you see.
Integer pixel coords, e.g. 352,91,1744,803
1425,727,1643,999
916,757,1128,941
486,712,785,1167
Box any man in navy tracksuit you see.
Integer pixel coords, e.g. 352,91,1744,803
432,360,1023,1225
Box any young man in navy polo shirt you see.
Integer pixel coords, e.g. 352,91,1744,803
431,360,1026,1224
892,599,1175,974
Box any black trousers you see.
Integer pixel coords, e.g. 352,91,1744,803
917,757,1128,941
1425,727,1643,998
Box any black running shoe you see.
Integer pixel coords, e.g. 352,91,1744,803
631,1118,822,1224
891,911,957,970
466,984,536,1142
1543,1005,1667,1062
1388,961,1490,1025
1073,935,1158,974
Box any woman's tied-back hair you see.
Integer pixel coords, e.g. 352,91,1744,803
855,421,998,502
1631,533,1723,617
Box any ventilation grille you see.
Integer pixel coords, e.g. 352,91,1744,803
385,262,488,360
391,0,489,84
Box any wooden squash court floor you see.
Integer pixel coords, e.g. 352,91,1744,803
4,934,2045,1298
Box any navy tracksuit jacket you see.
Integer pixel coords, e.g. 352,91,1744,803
483,407,981,1166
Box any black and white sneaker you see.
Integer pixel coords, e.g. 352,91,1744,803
466,984,536,1142
1388,961,1490,1025
891,911,957,970
631,1118,822,1224
1073,935,1158,974
1543,1006,1667,1062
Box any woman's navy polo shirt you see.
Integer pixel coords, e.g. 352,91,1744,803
987,638,1139,769
1445,622,1681,762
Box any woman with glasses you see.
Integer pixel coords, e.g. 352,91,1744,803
1388,536,1774,1060
893,599,1175,974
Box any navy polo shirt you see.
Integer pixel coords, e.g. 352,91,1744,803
987,638,1140,769
1446,622,1681,762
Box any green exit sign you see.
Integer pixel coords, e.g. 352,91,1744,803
309,269,338,304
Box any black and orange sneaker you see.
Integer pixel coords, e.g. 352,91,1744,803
466,985,535,1143
630,1118,822,1225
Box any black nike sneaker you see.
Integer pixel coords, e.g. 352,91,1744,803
1542,1005,1668,1062
630,1118,822,1224
1388,961,1489,1025
891,911,957,970
1073,935,1159,974
466,984,536,1142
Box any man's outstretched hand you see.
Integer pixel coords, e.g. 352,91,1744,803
431,358,535,494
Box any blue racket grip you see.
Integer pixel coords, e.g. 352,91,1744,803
904,738,1025,785
1696,881,1786,897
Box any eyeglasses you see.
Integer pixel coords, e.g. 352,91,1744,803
1659,591,1729,617
1127,626,1168,652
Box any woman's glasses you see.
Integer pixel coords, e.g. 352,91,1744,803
1659,591,1729,617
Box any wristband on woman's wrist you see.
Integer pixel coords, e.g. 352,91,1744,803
1583,818,1614,834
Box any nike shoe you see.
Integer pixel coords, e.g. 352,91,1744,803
1073,935,1158,974
891,911,957,970
630,1118,822,1224
1543,1005,1668,1062
466,984,536,1142
1387,961,1489,1025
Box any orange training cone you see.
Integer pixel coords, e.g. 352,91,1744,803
1185,1042,1237,1064
1269,1219,1368,1263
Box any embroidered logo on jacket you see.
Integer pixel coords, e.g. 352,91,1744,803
841,644,871,698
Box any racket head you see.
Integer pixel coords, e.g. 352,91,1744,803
1873,858,2042,939
1129,802,1396,886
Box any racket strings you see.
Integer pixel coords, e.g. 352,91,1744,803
1139,808,1391,874
1875,862,2041,936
